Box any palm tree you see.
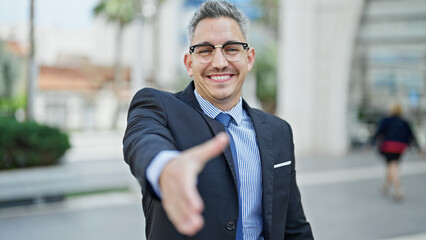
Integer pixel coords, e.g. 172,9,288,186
93,0,138,128
26,0,36,121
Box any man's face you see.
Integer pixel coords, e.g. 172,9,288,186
184,17,255,111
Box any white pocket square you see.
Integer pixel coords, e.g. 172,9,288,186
274,161,292,168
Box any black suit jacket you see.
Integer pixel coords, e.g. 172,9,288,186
123,82,313,240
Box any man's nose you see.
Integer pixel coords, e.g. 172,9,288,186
211,48,228,69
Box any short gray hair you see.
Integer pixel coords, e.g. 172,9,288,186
187,0,249,44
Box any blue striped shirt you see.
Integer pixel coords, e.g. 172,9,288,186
194,90,263,240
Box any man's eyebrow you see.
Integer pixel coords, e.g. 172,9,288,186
193,40,241,46
193,41,213,46
223,40,241,44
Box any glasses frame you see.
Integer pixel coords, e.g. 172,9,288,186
189,41,250,63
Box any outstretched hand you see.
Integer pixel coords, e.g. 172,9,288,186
159,132,229,236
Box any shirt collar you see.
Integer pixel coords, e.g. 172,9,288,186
194,89,243,126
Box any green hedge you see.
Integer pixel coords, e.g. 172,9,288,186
0,118,71,170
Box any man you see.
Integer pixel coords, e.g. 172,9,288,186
123,1,313,239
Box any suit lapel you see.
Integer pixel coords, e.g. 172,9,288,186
244,101,274,239
178,82,240,192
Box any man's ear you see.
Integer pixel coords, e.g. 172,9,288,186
247,47,255,72
184,53,194,77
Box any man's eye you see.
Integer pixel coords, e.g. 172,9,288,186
224,44,242,53
196,47,214,54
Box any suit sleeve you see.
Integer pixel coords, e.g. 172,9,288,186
123,88,177,195
284,123,314,239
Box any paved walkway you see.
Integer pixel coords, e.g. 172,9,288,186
298,151,426,240
0,131,425,240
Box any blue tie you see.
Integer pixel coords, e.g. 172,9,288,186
215,113,243,240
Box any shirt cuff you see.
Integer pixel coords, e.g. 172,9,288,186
146,150,180,198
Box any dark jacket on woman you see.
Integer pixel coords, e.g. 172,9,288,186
372,115,419,153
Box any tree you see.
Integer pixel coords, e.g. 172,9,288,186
253,43,277,113
252,0,279,113
26,0,36,121
254,0,279,37
0,40,22,118
93,0,139,128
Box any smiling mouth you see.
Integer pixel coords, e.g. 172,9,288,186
208,74,233,82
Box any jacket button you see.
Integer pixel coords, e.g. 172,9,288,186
226,220,236,231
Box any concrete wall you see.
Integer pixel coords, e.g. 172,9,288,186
277,0,365,156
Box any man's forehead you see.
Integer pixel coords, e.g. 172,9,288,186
192,17,245,44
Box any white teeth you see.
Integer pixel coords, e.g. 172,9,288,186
211,75,230,80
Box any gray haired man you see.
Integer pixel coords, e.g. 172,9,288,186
123,1,313,239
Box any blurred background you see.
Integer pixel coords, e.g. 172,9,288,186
0,0,425,239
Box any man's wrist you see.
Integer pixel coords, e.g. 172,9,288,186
146,150,180,198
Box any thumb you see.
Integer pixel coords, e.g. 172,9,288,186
187,132,229,167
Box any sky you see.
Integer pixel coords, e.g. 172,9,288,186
0,0,99,29
0,0,261,30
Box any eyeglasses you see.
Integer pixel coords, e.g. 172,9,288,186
189,41,250,63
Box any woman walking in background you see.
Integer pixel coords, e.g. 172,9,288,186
372,104,423,202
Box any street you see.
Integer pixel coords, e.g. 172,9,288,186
0,131,425,240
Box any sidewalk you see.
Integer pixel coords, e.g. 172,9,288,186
0,131,136,205
298,151,426,240
0,131,425,240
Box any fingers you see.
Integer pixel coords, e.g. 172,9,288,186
187,132,229,167
179,212,204,236
159,132,229,236
160,160,204,235
163,181,204,235
174,190,205,235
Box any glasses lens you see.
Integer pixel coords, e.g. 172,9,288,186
223,43,245,61
194,45,215,63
